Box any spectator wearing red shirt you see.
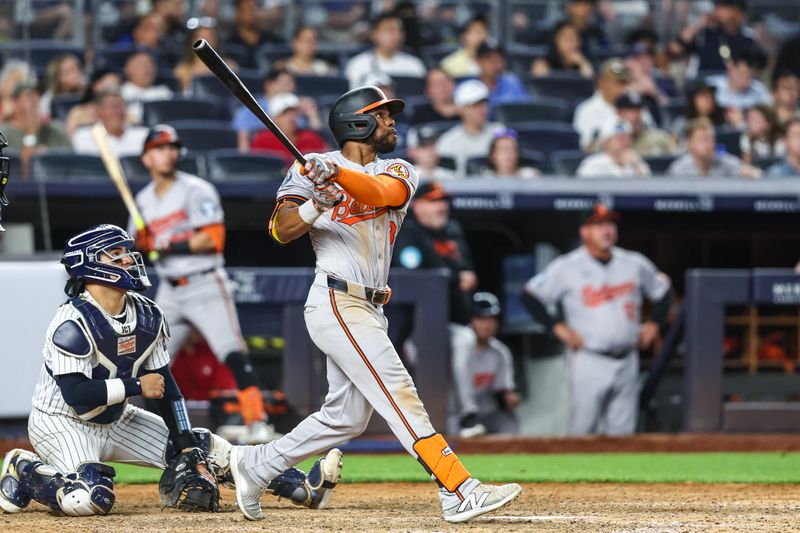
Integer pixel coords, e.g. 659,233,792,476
250,92,328,165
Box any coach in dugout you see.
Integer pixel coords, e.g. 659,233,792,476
521,205,672,435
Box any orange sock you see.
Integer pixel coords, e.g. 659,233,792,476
238,386,266,425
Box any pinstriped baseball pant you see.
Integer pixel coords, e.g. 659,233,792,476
240,280,437,486
28,405,170,473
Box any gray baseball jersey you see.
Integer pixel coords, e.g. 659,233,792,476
131,171,224,279
276,150,418,288
525,246,671,354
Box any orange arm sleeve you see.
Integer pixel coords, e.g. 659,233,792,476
333,167,410,208
197,223,226,253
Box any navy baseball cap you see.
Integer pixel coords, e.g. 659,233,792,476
143,124,182,153
615,91,644,109
473,292,501,318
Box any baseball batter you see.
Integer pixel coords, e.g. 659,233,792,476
523,205,672,435
225,86,521,524
130,125,273,444
0,225,341,516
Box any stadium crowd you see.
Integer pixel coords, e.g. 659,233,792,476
0,0,799,181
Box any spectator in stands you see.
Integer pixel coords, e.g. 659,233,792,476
624,42,672,123
39,54,85,120
771,30,800,83
72,88,148,157
233,69,297,150
667,117,760,177
152,0,189,63
250,93,327,166
407,125,456,181
345,12,426,89
440,14,490,78
739,105,784,164
0,81,71,176
576,117,651,178
361,72,397,100
556,0,607,58
411,68,458,125
449,292,520,438
481,128,540,178
615,92,677,157
174,21,238,93
766,118,800,178
131,13,165,53
0,60,35,121
224,0,283,70
667,0,763,75
708,47,771,111
436,80,503,176
530,21,593,78
573,58,632,151
670,80,728,137
65,69,123,137
121,51,174,125
275,26,337,76
476,42,529,110
771,72,800,126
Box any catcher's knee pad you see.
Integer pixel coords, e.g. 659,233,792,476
412,434,470,493
56,463,116,516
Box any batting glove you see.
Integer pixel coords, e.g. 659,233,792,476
312,182,345,211
303,155,339,185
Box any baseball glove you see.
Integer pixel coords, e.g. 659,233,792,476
159,447,220,512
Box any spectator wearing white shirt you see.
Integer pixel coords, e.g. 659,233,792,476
344,12,426,89
576,117,651,178
573,58,632,151
667,117,760,178
72,88,148,157
120,51,174,124
708,47,772,112
436,80,503,176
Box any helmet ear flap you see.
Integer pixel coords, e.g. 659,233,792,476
331,112,378,146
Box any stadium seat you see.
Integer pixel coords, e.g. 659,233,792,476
752,156,781,171
50,94,82,121
505,44,547,74
295,75,349,99
31,152,109,182
169,120,238,151
513,122,581,160
121,152,205,181
550,149,586,176
494,98,571,124
191,70,262,106
142,99,232,127
255,42,293,72
661,97,686,129
524,73,595,104
206,148,286,181
465,150,546,175
390,75,426,98
0,41,83,74
420,44,458,69
714,127,742,157
644,155,677,175
93,45,166,73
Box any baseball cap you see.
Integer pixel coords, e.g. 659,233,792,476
454,79,490,107
414,180,450,201
598,116,632,143
476,41,503,59
715,0,746,10
473,292,501,318
143,124,182,152
582,203,620,225
614,91,644,109
625,41,654,58
407,125,440,148
599,58,632,82
269,92,300,116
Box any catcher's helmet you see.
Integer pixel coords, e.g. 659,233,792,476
328,86,404,146
473,292,502,318
61,224,151,294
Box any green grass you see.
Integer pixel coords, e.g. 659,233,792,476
100,452,800,485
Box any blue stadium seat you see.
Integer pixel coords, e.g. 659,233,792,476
465,150,545,175
31,152,108,182
714,127,742,157
255,42,292,72
93,45,166,73
191,70,263,106
513,122,581,160
752,156,781,171
206,148,286,181
142,98,232,127
493,98,571,124
50,94,82,121
550,149,585,176
390,75,426,98
169,120,238,151
524,73,594,104
644,155,677,175
420,44,457,69
661,97,687,129
0,41,83,74
295,75,349,99
120,152,204,181
505,45,547,74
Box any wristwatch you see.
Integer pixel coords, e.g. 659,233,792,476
22,134,37,147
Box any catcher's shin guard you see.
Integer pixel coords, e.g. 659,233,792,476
57,463,116,516
0,449,38,513
412,434,470,493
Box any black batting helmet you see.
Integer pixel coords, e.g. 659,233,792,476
473,292,502,318
328,86,404,147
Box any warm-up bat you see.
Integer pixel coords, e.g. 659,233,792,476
192,39,307,167
90,123,158,261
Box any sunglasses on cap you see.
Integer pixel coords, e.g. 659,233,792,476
187,16,217,30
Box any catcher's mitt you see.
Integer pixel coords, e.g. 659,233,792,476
159,447,220,512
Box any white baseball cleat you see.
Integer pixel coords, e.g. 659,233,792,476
306,448,343,509
229,446,264,520
440,478,522,523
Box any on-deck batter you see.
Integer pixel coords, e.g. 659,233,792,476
226,85,521,524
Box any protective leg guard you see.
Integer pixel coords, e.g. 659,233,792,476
412,434,470,493
0,449,39,513
267,468,312,506
56,463,116,516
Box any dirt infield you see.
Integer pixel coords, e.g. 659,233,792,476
4,482,799,533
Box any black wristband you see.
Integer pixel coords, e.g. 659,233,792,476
169,240,192,255
122,377,142,397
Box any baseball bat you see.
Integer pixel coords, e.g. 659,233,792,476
90,123,159,261
192,39,307,167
